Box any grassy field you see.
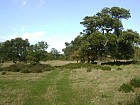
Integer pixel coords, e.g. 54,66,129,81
0,61,140,105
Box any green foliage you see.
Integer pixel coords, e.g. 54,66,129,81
1,63,54,73
86,68,92,72
117,67,123,70
1,71,6,75
5,64,21,72
0,67,3,71
63,6,140,63
29,64,54,73
21,68,30,73
118,83,134,93
27,41,48,63
60,63,93,70
30,67,42,73
1,38,29,62
101,66,111,71
130,78,140,88
43,64,55,71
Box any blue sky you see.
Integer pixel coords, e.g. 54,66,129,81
0,0,140,52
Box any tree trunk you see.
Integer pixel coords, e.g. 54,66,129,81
97,60,101,65
87,57,90,63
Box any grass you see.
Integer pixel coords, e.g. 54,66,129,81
23,70,60,105
118,83,134,93
0,61,140,105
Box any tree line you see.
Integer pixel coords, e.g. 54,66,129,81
0,37,63,64
63,7,140,64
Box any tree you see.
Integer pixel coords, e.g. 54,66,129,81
0,42,5,63
26,41,48,63
49,48,60,60
117,29,140,60
1,37,29,63
80,7,130,36
63,6,140,64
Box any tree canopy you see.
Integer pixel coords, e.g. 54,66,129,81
63,7,140,64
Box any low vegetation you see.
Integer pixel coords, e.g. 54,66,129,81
118,83,134,93
0,61,140,105
0,63,54,74
130,78,140,88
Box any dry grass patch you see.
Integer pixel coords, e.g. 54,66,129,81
69,64,140,105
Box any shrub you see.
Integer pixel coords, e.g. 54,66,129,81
118,83,134,93
130,78,140,88
5,64,22,72
101,66,111,71
30,66,43,73
87,68,92,72
117,67,123,70
0,67,3,71
93,65,102,70
1,71,6,75
21,68,30,73
40,64,54,71
61,63,93,70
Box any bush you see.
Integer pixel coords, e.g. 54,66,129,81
61,63,93,70
130,78,140,88
21,68,30,73
118,83,134,93
0,67,3,71
43,65,55,71
30,66,43,73
93,65,102,70
7,65,21,72
101,66,111,71
1,71,6,75
117,67,123,70
87,68,92,72
1,63,53,73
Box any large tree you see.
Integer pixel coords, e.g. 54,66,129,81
63,7,140,64
1,37,29,63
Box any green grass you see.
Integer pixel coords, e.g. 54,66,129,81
0,62,140,105
23,70,60,105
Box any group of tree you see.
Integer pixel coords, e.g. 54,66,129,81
0,37,62,64
63,7,140,64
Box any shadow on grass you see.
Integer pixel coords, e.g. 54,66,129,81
102,60,138,66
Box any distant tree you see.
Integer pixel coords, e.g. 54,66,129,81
0,42,5,63
50,48,60,60
26,41,48,64
1,37,29,63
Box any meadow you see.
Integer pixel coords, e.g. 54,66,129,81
0,61,140,105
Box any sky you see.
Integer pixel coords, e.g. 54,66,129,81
0,0,140,52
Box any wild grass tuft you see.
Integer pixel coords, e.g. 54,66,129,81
101,66,111,71
130,78,140,88
117,67,123,70
118,83,134,93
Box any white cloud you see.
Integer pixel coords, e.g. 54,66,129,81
22,31,46,44
2,30,76,53
46,35,75,53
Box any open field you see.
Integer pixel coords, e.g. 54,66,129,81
0,61,140,105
